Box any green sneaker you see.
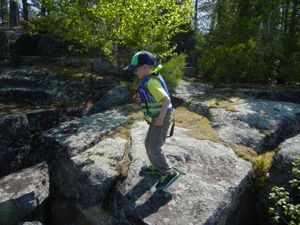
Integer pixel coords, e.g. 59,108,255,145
140,165,162,177
155,171,180,190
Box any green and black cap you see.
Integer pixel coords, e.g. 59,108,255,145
123,51,156,71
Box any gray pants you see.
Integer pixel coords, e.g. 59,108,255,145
145,111,173,176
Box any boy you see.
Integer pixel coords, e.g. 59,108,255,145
124,51,180,190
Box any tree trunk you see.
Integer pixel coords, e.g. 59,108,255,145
9,0,19,28
288,0,298,37
283,0,290,35
0,0,8,27
210,0,218,31
194,0,198,29
40,0,46,15
22,0,28,20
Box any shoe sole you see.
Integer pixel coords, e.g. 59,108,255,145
140,171,162,179
156,173,180,190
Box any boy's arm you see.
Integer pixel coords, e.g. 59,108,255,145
153,96,171,127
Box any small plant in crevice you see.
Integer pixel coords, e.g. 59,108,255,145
252,151,275,189
268,157,300,225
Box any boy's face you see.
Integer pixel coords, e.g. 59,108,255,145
134,65,150,80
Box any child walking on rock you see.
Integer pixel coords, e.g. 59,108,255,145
124,51,180,190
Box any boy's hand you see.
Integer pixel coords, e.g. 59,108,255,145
153,117,163,127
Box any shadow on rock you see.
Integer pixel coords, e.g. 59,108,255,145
124,174,173,223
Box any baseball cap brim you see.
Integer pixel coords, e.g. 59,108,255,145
123,64,138,71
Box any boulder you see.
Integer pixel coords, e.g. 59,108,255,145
76,197,114,225
208,99,300,152
32,106,128,163
0,30,24,59
173,79,212,104
52,137,127,205
208,107,265,151
35,107,130,224
18,222,43,225
0,162,49,225
272,134,300,172
0,75,39,88
87,86,130,114
0,30,9,59
240,88,300,104
0,115,30,177
0,88,54,105
26,109,64,133
175,80,300,153
257,134,300,225
0,68,116,105
110,121,252,225
49,197,93,225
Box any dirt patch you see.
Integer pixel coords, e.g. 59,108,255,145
204,99,237,112
174,107,219,142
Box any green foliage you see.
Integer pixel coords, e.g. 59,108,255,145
160,54,187,89
268,157,300,225
198,38,271,83
252,152,275,188
195,0,300,84
24,0,194,66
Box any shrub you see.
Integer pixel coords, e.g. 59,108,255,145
160,53,187,89
253,152,275,188
268,157,300,225
197,39,269,83
23,0,194,67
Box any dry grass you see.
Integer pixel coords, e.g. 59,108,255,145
174,107,219,142
231,145,258,163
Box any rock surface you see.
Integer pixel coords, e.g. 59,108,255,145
0,29,24,60
0,30,9,59
18,222,43,225
272,134,300,173
175,80,300,153
32,106,131,224
0,115,30,177
241,88,300,104
87,86,130,114
33,106,128,162
0,162,49,225
52,137,127,205
0,68,116,105
110,121,252,225
208,99,300,152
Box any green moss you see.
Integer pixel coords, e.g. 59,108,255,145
261,129,272,137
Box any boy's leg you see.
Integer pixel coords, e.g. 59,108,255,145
146,111,174,175
145,111,181,190
141,120,162,177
